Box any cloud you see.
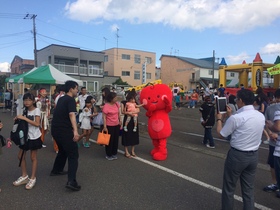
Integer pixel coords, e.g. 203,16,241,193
226,52,251,64
260,43,280,55
0,62,10,72
64,0,280,34
110,24,119,32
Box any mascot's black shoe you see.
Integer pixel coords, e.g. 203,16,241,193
66,181,81,191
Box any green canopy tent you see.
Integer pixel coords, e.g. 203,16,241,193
20,64,83,85
3,67,38,115
5,67,37,83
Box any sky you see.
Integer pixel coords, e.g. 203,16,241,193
0,0,280,72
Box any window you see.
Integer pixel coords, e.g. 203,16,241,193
87,81,99,92
134,54,141,64
104,55,108,62
122,71,130,76
89,65,100,75
192,73,195,80
58,62,65,73
230,72,235,77
122,54,130,60
146,73,151,79
208,70,213,75
145,57,152,64
104,71,108,76
134,71,140,80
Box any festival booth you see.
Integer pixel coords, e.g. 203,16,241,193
19,64,83,85
6,64,83,115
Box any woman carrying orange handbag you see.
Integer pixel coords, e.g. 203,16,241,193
102,92,121,161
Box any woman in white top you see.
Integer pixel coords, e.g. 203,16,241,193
13,93,42,190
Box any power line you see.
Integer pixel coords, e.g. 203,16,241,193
36,18,105,42
0,38,33,49
0,31,31,38
36,33,94,51
0,13,26,19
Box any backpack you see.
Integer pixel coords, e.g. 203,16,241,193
79,112,84,123
10,110,29,146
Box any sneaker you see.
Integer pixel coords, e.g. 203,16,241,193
263,140,270,145
277,191,280,198
192,107,195,109
123,127,128,132
188,106,190,108
263,184,278,192
13,175,29,186
83,142,90,148
133,127,137,132
25,178,36,190
42,144,46,148
112,155,118,160
105,156,114,161
206,144,215,149
66,181,81,191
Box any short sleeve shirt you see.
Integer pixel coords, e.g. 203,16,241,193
27,108,41,140
51,95,77,132
103,102,120,126
220,105,265,151
273,111,280,157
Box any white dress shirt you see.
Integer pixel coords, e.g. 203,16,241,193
220,105,265,151
78,94,88,110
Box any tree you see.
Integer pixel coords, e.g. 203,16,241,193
112,78,129,86
0,75,7,91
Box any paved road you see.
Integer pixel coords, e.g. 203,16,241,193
0,107,278,210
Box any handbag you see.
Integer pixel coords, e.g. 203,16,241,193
97,130,111,145
0,135,6,147
92,112,103,126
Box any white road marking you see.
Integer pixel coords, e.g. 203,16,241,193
89,139,272,210
180,131,269,151
139,122,269,151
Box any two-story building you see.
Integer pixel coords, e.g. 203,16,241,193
160,55,219,91
37,44,118,93
10,55,34,74
103,48,156,86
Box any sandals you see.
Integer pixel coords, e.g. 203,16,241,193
131,153,137,157
124,153,132,158
25,178,36,190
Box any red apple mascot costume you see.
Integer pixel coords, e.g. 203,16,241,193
140,84,172,161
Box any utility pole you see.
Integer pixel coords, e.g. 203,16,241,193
24,14,37,67
212,50,215,87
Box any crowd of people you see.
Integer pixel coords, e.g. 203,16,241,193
211,85,280,209
0,82,140,192
171,82,280,208
0,82,280,209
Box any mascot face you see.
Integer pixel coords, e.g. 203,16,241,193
140,84,172,110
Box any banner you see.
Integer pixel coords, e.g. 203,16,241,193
267,63,280,75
